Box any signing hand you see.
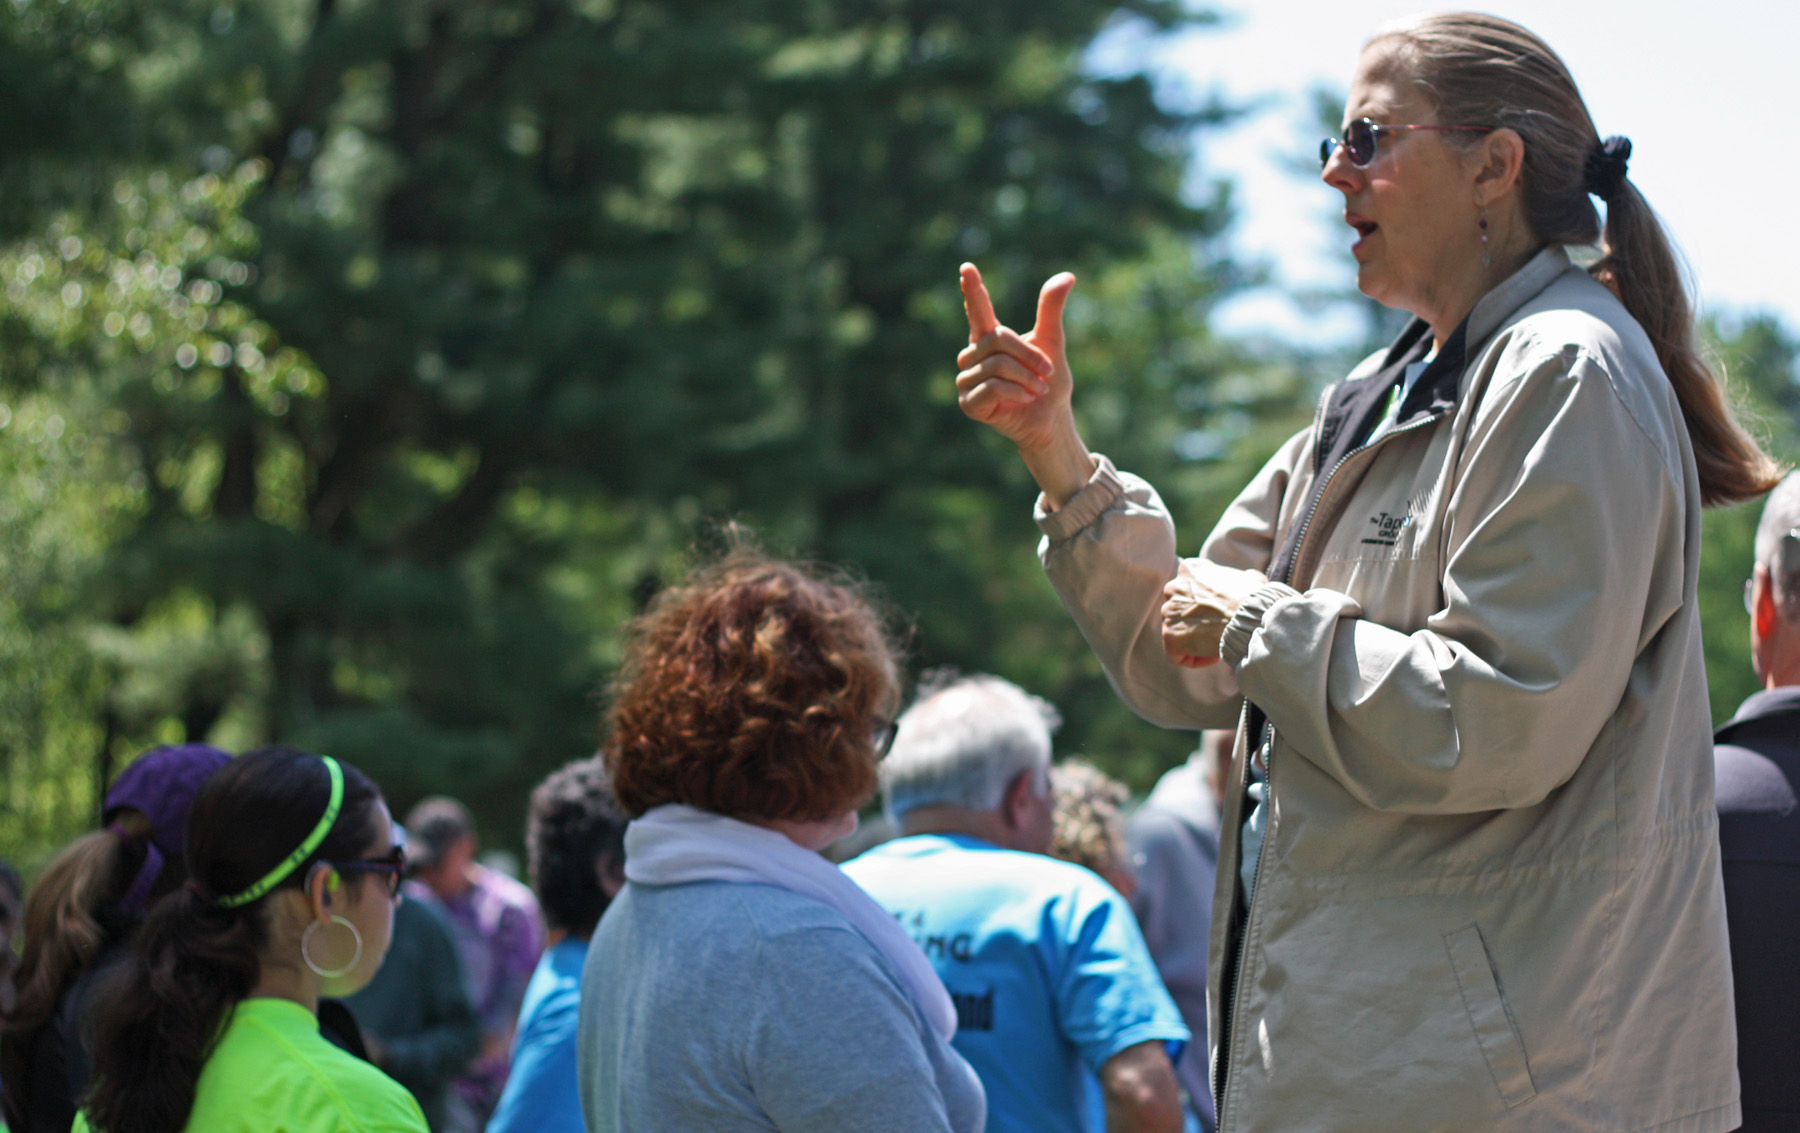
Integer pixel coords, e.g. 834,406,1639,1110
1161,559,1268,668
956,263,1094,505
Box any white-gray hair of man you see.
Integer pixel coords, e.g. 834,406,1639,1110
1755,472,1800,617
880,672,1062,824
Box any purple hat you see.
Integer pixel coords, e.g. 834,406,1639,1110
103,744,233,913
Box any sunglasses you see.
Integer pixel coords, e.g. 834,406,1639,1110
1320,118,1491,170
336,846,407,898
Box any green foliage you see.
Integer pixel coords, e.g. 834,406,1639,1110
7,1,1793,866
1,0,1277,855
1696,313,1800,724
0,389,116,870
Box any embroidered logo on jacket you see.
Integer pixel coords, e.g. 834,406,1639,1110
1361,510,1413,547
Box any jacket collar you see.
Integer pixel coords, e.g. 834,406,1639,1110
1717,685,1800,739
1313,244,1578,473
1465,244,1574,351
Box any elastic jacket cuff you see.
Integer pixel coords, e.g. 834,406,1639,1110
1034,453,1122,541
1220,581,1301,669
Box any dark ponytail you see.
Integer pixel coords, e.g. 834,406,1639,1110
81,747,380,1133
1377,12,1782,506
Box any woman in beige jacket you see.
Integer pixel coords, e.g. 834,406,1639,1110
956,13,1777,1132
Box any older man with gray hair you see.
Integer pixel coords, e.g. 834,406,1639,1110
1716,472,1800,1132
843,672,1188,1133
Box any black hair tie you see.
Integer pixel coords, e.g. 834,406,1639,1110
1585,136,1631,201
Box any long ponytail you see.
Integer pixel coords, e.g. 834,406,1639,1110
0,830,140,1129
1377,12,1782,506
81,748,380,1133
1593,182,1780,503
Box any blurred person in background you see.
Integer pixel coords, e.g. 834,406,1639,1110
0,856,20,1128
74,746,424,1133
844,673,1186,1133
1048,761,1137,898
1,744,232,1133
343,825,480,1131
0,859,20,1013
956,11,1765,1129
1125,729,1231,1133
405,797,544,1131
1715,471,1800,1132
487,756,627,1133
579,544,985,1132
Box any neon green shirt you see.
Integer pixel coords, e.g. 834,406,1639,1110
76,997,428,1133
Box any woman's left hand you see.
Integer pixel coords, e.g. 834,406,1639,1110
1161,559,1268,668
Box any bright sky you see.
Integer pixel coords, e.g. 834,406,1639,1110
1106,1,1799,347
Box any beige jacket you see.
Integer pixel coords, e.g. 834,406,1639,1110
1038,247,1738,1131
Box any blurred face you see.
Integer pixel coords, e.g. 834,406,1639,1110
319,803,398,999
1323,44,1485,326
414,834,476,901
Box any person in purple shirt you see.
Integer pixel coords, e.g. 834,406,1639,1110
487,755,628,1133
406,796,546,1132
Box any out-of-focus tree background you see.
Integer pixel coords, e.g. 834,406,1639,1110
1,0,1794,868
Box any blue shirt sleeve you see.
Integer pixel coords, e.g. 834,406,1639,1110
1051,877,1191,1075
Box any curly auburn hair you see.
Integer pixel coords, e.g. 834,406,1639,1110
605,548,898,824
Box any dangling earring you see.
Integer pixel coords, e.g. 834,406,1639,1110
1479,208,1491,270
301,915,364,979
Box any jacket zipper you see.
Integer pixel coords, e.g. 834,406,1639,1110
1210,699,1253,1111
1213,406,1446,1129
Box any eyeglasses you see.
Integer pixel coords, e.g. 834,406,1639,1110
872,718,899,759
1320,118,1492,170
336,846,407,898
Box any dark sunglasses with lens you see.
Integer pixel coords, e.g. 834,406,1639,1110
872,718,899,759
1320,117,1491,170
336,846,407,898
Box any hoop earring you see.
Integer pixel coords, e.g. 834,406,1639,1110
301,915,364,979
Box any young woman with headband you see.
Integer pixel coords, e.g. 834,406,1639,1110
75,746,426,1133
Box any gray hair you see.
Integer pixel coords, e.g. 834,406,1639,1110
881,674,1060,821
1757,472,1800,615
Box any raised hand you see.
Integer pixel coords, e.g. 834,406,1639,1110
955,263,1094,506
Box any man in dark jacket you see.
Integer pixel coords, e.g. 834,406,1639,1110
1716,472,1800,1133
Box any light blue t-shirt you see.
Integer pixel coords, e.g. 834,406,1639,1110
578,879,986,1133
487,937,587,1133
844,834,1189,1133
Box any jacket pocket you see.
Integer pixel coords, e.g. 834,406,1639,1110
1443,923,1537,1109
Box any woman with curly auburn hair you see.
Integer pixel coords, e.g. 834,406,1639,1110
576,547,986,1133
